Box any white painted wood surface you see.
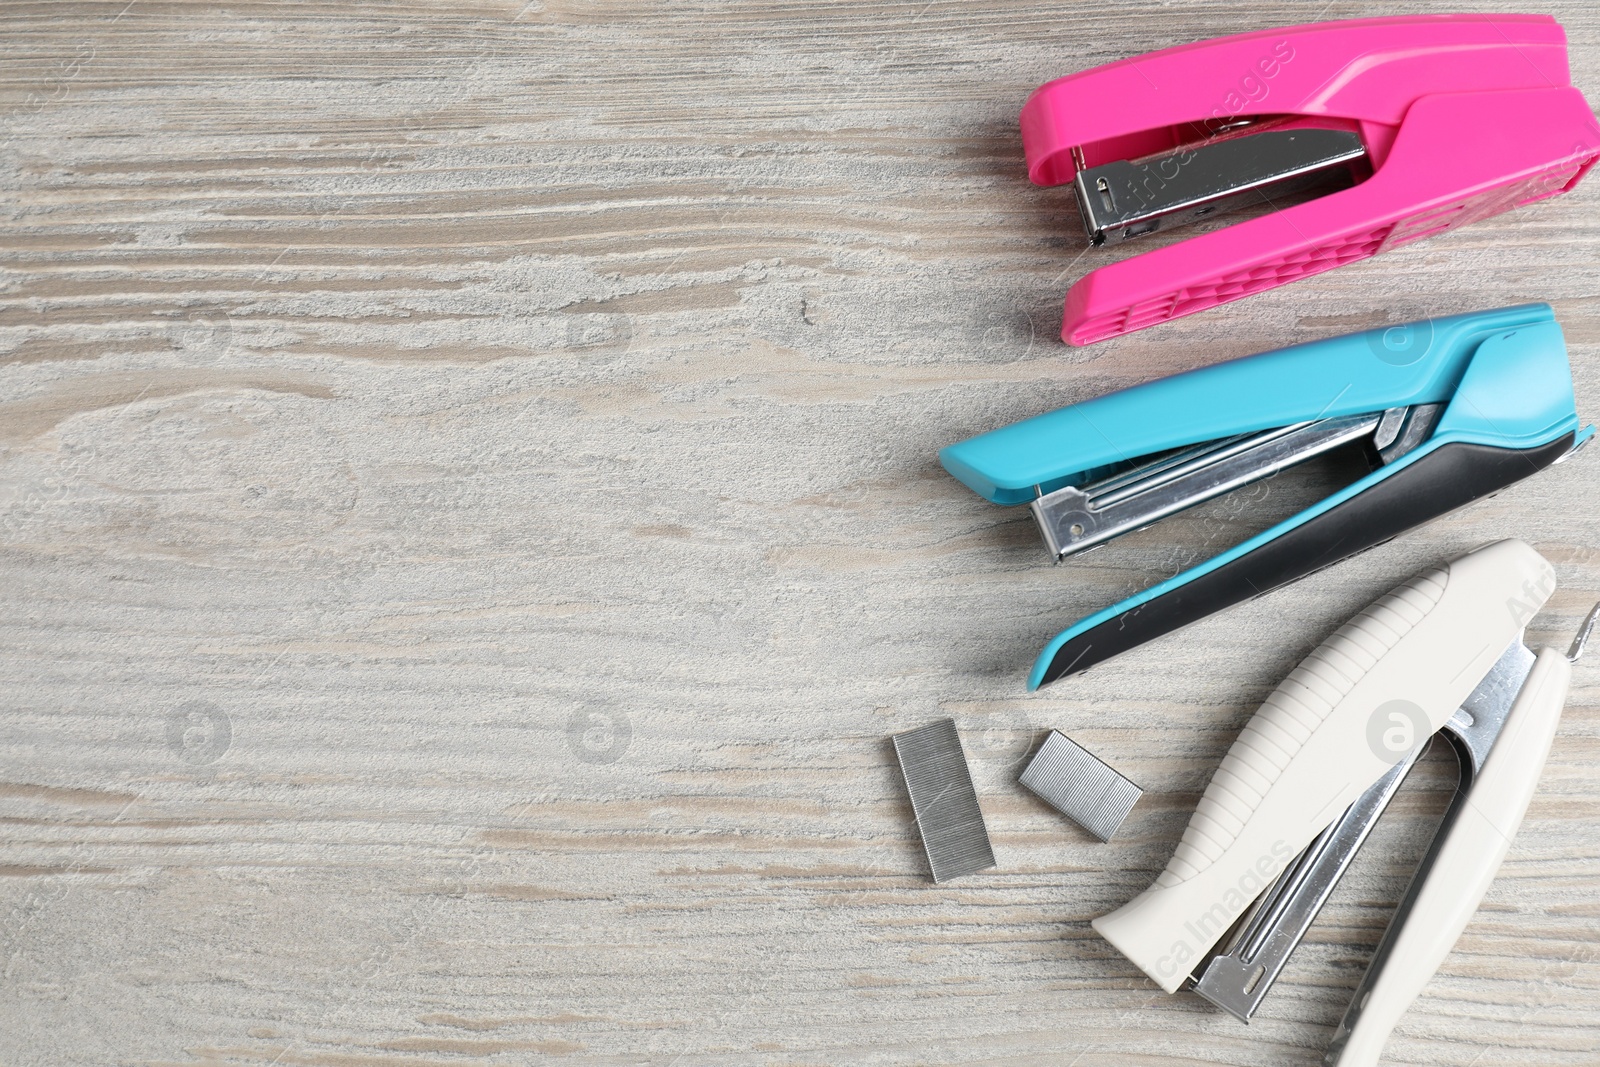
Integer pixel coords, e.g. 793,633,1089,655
3,3,1600,1064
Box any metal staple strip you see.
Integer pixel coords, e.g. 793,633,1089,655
892,719,995,882
1019,731,1142,842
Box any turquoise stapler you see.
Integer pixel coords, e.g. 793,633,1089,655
939,304,1590,690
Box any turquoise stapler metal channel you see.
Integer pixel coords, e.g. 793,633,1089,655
939,304,1590,690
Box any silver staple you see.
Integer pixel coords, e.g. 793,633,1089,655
892,719,996,882
1019,730,1142,842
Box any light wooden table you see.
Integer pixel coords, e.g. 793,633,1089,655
4,3,1600,1064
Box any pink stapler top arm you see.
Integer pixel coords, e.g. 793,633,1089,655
1023,15,1570,185
1022,15,1600,345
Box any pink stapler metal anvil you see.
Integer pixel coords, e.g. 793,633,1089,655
1022,14,1600,345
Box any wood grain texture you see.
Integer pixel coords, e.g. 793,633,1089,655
3,2,1600,1064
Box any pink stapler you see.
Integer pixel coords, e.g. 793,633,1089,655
1022,15,1600,345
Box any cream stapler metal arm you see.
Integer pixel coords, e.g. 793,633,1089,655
1089,539,1595,1065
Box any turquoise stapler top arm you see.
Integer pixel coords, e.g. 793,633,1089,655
941,304,1568,505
